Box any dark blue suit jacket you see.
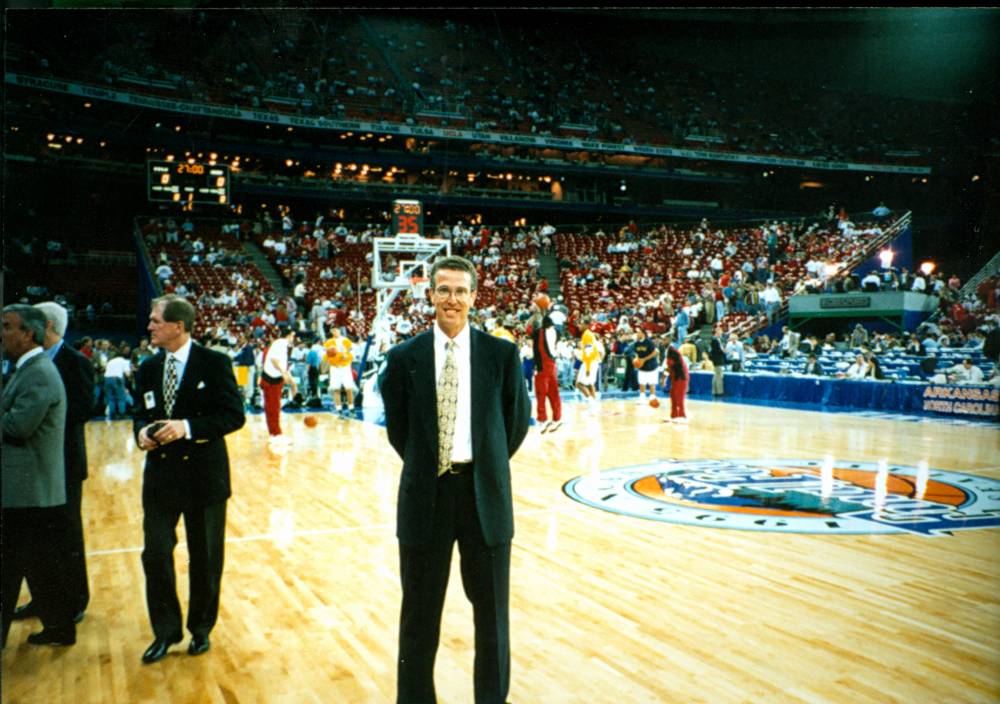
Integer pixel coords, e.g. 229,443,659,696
803,360,826,376
381,327,530,547
132,344,245,509
53,343,96,485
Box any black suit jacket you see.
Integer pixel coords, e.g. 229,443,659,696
132,344,245,509
53,343,96,484
381,327,530,547
803,361,826,376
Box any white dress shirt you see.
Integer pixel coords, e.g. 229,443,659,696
15,346,44,370
434,322,473,463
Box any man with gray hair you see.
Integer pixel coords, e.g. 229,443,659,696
2,304,76,647
9,302,96,626
133,295,245,663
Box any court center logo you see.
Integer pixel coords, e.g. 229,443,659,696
562,459,1000,536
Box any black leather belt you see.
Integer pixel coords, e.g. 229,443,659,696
448,462,473,475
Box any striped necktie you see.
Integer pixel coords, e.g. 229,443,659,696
164,355,178,417
437,340,458,476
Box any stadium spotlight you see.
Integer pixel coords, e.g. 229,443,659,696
920,261,936,276
620,179,627,191
971,174,980,182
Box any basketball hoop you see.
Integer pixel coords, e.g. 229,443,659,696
410,276,430,300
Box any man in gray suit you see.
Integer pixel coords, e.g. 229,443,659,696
11,302,96,625
1,304,75,647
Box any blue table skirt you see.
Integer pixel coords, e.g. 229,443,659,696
686,371,998,421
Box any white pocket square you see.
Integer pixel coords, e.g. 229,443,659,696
197,381,206,389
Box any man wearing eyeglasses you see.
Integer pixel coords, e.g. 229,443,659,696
380,255,530,704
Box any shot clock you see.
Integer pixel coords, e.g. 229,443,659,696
391,199,423,238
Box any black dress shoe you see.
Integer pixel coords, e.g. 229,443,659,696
27,627,76,646
142,636,182,664
12,602,38,621
188,634,210,656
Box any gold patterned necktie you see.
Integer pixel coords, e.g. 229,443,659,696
437,340,458,476
164,355,178,417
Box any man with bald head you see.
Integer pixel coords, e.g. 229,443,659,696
7,302,96,626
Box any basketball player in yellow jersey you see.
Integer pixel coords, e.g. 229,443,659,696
324,327,356,416
575,328,604,412
491,322,516,344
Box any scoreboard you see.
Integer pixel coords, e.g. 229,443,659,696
391,199,423,237
147,160,230,205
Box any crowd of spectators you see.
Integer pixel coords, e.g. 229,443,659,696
127,211,996,393
239,210,854,347
6,12,975,166
5,234,137,333
129,209,906,344
553,210,897,342
10,204,994,413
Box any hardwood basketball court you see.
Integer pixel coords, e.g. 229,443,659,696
3,397,998,703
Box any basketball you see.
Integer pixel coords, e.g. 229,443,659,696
632,358,643,369
304,415,318,427
649,398,660,408
533,293,551,310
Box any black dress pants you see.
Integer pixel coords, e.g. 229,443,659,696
397,471,511,704
1,506,75,646
10,480,89,617
141,499,227,640
64,479,89,612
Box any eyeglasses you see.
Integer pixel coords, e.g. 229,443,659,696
433,287,472,301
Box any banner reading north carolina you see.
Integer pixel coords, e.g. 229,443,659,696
922,385,999,418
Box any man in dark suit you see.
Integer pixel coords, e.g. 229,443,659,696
380,256,530,704
2,304,75,647
12,302,96,626
802,353,826,376
133,295,245,664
